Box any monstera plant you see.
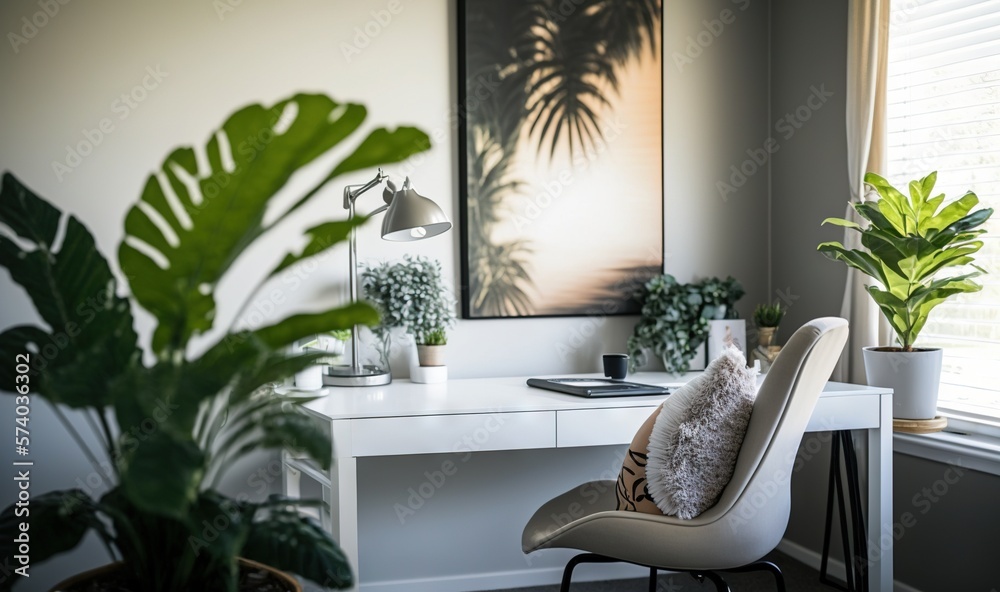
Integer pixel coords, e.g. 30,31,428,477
0,93,430,591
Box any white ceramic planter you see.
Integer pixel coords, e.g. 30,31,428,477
862,346,943,419
294,365,323,390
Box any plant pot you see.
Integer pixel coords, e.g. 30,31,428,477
294,364,324,390
49,558,301,592
863,346,943,420
757,326,777,348
416,344,446,367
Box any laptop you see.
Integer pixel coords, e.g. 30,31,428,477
526,377,675,398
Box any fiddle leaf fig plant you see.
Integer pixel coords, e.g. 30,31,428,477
0,93,431,592
818,171,993,351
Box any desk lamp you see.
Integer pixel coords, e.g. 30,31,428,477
323,169,451,387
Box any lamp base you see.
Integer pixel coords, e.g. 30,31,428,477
323,364,392,387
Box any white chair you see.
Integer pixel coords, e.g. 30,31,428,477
522,318,850,591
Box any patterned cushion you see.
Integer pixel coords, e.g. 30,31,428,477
615,346,757,519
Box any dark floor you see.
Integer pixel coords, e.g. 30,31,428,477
302,550,845,591
484,551,842,592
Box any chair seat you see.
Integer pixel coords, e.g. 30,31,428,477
521,479,786,571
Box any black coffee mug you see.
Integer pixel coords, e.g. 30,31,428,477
603,354,629,380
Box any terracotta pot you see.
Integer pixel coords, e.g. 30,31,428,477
417,344,446,367
49,558,301,592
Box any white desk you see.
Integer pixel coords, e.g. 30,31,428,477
284,373,892,591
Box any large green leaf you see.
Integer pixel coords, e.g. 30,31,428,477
0,173,138,406
120,429,204,520
242,506,352,589
118,94,430,354
0,489,104,591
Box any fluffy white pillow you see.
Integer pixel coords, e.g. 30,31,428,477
646,346,758,519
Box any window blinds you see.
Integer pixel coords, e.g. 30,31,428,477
887,0,1000,420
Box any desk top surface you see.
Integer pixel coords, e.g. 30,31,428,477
295,372,889,421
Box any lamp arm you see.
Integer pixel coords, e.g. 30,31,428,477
343,169,389,209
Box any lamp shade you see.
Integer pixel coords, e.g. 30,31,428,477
381,181,452,241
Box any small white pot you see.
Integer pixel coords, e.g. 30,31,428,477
294,365,324,391
862,346,943,420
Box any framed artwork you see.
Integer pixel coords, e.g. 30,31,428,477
457,0,664,319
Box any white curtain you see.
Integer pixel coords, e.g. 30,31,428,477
834,0,892,385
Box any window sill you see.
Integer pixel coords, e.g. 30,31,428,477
894,428,1000,477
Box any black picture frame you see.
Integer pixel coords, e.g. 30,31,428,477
457,0,665,319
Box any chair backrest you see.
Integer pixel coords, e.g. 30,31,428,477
697,318,849,537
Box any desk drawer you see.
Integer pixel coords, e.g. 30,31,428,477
557,406,658,448
352,411,556,457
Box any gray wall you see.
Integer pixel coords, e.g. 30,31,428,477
769,2,1000,591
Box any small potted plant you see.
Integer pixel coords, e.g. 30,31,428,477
294,329,352,390
362,255,456,380
417,327,448,367
752,302,785,347
818,171,993,419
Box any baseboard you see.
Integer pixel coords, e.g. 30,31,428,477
776,538,923,592
359,562,650,591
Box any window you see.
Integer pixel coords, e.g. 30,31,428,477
887,0,1000,428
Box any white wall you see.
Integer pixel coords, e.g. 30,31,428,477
0,0,769,589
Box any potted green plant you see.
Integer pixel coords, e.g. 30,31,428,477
294,329,352,390
0,93,430,591
818,171,993,419
361,255,456,374
752,302,785,347
627,274,745,374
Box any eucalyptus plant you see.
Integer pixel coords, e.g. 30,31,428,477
0,93,430,591
819,171,993,351
361,255,456,365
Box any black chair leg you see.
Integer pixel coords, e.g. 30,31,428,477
648,567,657,592
559,554,618,592
690,570,731,592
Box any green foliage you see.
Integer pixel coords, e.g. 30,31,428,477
753,302,785,328
361,255,456,355
0,93,430,591
627,274,745,374
818,171,993,350
422,328,448,346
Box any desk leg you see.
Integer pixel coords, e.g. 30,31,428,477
330,455,360,591
867,393,893,592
